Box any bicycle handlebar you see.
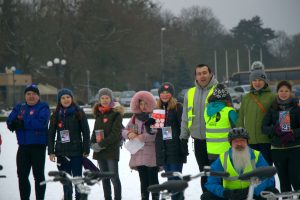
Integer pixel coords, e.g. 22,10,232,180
238,166,277,181
83,170,115,179
148,180,188,193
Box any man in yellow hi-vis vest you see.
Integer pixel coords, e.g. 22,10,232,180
201,128,277,200
180,64,218,192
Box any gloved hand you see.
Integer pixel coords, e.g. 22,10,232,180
90,143,104,153
280,131,295,145
7,123,15,132
223,188,248,200
180,139,189,156
144,118,156,126
12,119,24,130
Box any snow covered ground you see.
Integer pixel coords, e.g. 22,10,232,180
0,119,201,200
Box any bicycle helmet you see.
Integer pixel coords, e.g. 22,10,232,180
228,128,250,143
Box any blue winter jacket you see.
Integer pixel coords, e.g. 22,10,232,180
205,147,275,198
7,101,50,145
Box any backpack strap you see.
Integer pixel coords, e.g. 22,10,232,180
250,93,267,113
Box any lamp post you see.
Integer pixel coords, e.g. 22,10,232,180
160,27,166,83
46,58,67,89
11,66,16,106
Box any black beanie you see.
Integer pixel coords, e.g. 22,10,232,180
209,84,229,102
158,82,175,96
24,84,40,96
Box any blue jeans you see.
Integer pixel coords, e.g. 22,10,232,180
57,156,83,200
98,159,122,200
164,164,184,200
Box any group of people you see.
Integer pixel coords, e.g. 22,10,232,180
5,60,300,200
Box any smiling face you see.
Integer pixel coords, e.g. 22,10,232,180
278,85,292,101
159,91,172,103
100,95,111,107
195,66,212,88
25,91,40,106
60,94,72,108
251,79,265,90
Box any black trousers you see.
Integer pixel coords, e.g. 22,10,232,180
272,148,300,192
248,143,272,165
194,139,209,192
137,166,159,200
17,144,46,200
98,159,122,200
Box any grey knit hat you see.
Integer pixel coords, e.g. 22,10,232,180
249,61,268,84
98,88,113,100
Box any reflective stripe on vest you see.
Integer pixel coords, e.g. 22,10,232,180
220,149,260,189
187,85,216,129
204,107,234,155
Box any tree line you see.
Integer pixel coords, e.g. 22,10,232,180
1,0,299,102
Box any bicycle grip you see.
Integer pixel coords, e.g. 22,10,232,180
84,171,115,179
48,171,66,177
148,180,188,193
161,172,175,178
209,171,229,177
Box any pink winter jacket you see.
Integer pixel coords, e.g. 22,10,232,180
122,116,157,169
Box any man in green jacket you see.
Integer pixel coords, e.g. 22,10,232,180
236,61,275,165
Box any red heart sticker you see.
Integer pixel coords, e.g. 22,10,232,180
30,110,34,115
103,118,108,123
164,85,169,89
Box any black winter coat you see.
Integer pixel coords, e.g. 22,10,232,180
48,105,90,156
262,98,300,148
155,102,187,166
91,107,122,161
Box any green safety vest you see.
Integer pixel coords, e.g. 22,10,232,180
220,149,260,190
204,106,234,156
187,85,216,129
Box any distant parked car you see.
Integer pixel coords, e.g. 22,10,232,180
150,88,159,100
177,88,188,103
232,84,250,94
120,90,136,106
293,85,300,99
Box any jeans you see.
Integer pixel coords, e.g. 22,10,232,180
98,159,122,200
164,163,184,200
17,145,46,200
57,156,83,200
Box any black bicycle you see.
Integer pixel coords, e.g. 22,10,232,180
148,166,230,200
40,170,115,200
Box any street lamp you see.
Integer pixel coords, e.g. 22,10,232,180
46,58,67,89
11,66,16,106
160,27,166,83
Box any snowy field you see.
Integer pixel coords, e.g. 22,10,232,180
0,119,201,200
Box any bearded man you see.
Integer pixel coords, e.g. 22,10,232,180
201,128,277,200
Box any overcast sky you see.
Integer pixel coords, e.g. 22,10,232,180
155,0,300,35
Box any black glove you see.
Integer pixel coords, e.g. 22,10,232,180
12,119,24,130
223,188,248,200
180,139,189,156
144,118,156,126
7,123,15,132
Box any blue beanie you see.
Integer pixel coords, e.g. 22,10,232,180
24,84,40,96
57,88,73,102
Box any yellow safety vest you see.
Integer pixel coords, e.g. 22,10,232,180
204,106,234,156
187,85,216,129
220,150,260,189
